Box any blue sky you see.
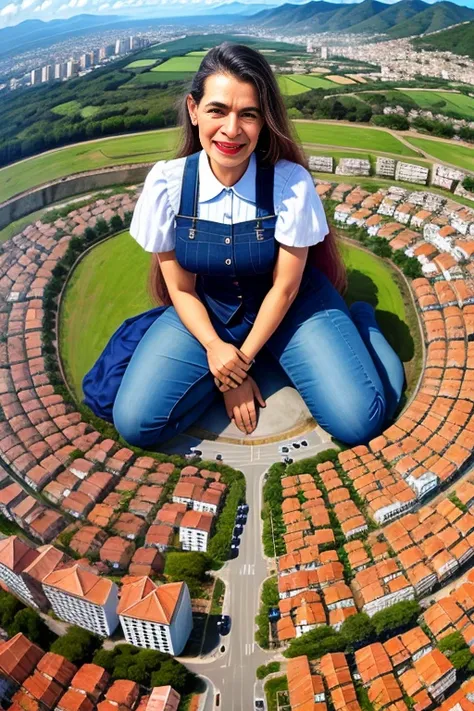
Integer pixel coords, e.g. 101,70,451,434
1,0,473,30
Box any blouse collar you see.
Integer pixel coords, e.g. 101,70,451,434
198,150,256,205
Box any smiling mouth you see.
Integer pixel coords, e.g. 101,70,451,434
214,141,246,154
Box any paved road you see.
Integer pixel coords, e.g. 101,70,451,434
169,430,332,710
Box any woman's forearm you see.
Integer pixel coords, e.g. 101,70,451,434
171,290,219,349
240,286,297,361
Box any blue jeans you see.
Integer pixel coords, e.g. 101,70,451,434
113,269,405,447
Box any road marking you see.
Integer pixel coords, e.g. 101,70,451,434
245,642,255,655
239,564,255,575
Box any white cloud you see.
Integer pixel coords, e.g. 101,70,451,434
0,2,18,15
98,2,109,8
20,0,36,9
76,0,88,6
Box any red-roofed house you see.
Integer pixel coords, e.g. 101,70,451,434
118,576,192,655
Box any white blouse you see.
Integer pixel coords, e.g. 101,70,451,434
130,150,329,253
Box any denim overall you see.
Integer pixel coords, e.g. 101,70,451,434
175,151,279,338
112,152,405,448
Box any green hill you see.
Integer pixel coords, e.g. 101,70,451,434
387,1,474,37
253,0,474,36
413,20,474,58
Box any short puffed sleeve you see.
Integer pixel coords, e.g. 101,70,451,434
129,160,177,253
274,162,329,248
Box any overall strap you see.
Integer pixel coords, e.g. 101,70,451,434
256,160,275,218
178,152,200,217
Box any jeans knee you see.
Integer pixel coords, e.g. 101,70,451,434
322,391,386,446
113,402,166,449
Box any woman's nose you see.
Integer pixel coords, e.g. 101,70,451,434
222,113,241,138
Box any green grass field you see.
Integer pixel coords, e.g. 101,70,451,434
59,231,154,400
152,56,202,72
294,122,418,156
400,90,474,119
277,75,311,96
80,105,100,118
186,51,208,56
288,74,337,90
52,100,82,116
124,71,193,86
59,233,415,401
405,136,474,172
125,59,157,68
0,129,180,203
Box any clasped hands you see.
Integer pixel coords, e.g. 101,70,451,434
205,338,266,435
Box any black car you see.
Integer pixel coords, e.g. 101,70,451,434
229,546,239,559
231,536,241,546
238,504,249,515
255,700,265,710
190,448,202,456
300,440,308,447
233,524,243,537
268,607,280,622
215,453,223,461
283,456,293,465
217,615,231,635
236,514,247,525
291,442,300,449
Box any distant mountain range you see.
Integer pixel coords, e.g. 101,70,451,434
3,0,474,58
413,19,474,56
251,0,474,37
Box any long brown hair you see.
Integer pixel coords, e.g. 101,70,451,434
149,42,347,304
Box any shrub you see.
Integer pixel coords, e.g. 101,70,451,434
50,625,102,665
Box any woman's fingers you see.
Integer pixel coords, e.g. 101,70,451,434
233,405,245,433
247,400,257,431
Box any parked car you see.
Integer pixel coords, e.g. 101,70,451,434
236,514,247,525
291,441,300,449
233,524,243,537
300,439,308,447
229,545,239,559
217,615,231,635
189,447,202,455
231,536,241,546
255,699,265,710
278,445,290,454
283,456,293,465
238,504,249,515
268,607,280,622
215,453,223,461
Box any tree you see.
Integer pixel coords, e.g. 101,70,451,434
340,613,375,649
50,625,101,665
8,608,55,648
150,659,196,694
0,592,25,629
109,214,124,232
284,625,345,659
165,552,210,582
372,601,421,638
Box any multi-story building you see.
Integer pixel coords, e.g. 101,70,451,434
118,577,192,655
0,536,68,611
41,65,52,82
30,68,41,85
66,61,79,78
179,511,213,552
42,564,119,636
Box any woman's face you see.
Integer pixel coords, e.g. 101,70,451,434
187,72,265,183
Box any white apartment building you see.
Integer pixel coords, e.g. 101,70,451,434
0,536,67,611
179,511,213,552
42,564,119,636
406,472,439,499
118,577,192,655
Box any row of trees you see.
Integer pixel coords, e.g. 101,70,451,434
284,601,422,659
93,643,197,693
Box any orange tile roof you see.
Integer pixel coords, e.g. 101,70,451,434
105,679,140,707
42,564,114,605
180,510,213,533
355,643,393,684
331,682,360,711
118,576,183,624
0,535,38,573
287,656,319,711
23,670,63,708
368,673,403,711
146,686,181,711
399,627,432,657
57,689,94,711
320,652,352,690
36,652,77,687
22,545,70,583
277,615,296,641
0,633,43,684
413,648,454,687
71,663,109,698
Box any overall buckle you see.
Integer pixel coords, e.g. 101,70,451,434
189,218,196,239
256,220,264,241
